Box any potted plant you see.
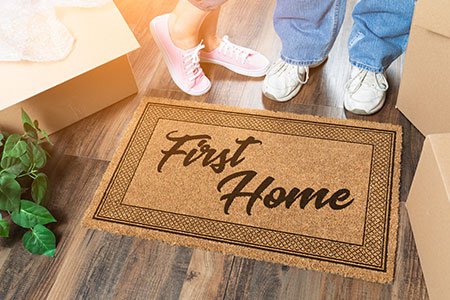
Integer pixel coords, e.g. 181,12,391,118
0,110,56,256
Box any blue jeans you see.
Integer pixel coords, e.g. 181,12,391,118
274,0,415,72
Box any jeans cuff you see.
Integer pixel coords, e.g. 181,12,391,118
281,54,326,67
349,60,386,73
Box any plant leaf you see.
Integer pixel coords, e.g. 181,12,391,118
33,120,40,131
19,143,33,169
0,174,21,211
3,134,27,158
30,143,47,169
0,215,9,237
11,200,56,228
22,224,56,256
0,157,26,176
0,133,4,147
32,173,48,204
24,123,38,140
21,109,34,128
39,129,52,145
19,142,47,170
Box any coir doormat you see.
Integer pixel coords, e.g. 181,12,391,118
83,97,402,283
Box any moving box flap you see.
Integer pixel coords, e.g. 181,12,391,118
413,0,450,38
0,2,140,111
429,134,450,201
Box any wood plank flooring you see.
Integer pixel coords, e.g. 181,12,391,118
0,0,428,299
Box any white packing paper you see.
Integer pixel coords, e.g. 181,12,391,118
0,0,110,62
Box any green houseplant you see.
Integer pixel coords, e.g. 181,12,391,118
0,110,56,256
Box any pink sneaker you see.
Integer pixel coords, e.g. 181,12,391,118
199,36,270,77
150,14,211,96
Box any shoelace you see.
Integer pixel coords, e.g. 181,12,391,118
267,59,309,84
345,69,389,95
183,42,205,82
217,35,253,64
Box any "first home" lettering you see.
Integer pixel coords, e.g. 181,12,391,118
217,170,354,215
158,131,355,216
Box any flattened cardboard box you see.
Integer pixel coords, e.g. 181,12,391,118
406,134,450,300
0,2,140,134
396,0,450,135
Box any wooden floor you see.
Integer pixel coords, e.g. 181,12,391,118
0,0,428,299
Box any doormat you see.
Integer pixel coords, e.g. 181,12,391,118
83,97,402,283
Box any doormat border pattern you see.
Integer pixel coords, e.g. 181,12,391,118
83,97,402,283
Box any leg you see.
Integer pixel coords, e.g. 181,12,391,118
263,0,346,102
274,0,347,66
150,0,228,95
343,0,415,115
348,0,415,72
198,8,221,52
168,0,211,50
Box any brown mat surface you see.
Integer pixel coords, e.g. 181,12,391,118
83,97,402,283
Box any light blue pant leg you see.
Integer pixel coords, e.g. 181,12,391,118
274,0,347,66
348,0,415,73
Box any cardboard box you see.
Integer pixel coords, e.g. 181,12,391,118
396,0,450,135
406,133,450,300
0,2,140,134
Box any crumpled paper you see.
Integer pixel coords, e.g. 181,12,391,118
0,0,110,62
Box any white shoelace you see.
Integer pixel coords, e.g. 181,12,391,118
183,42,205,82
267,59,309,84
217,35,253,64
345,69,388,95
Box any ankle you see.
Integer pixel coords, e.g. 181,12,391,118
168,14,199,50
203,36,221,52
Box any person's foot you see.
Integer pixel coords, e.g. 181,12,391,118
199,36,270,77
344,67,389,115
150,14,211,96
262,59,311,102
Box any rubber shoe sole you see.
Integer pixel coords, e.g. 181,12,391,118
200,57,269,77
343,93,386,115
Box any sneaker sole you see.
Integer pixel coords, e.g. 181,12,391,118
149,19,211,96
262,84,303,102
200,57,269,77
343,94,386,115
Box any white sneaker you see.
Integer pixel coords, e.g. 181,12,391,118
262,59,310,102
344,67,389,115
